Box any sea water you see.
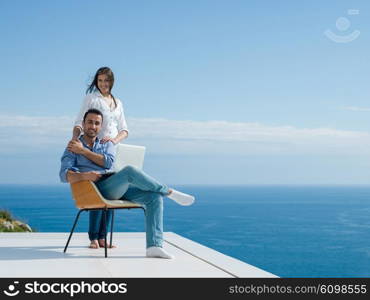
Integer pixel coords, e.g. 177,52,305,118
1,184,370,277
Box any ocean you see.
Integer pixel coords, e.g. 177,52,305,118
1,184,370,278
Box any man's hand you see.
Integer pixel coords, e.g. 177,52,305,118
67,140,85,154
66,170,102,183
67,140,106,167
83,171,102,182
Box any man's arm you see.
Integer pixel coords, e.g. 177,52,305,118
80,148,105,167
60,147,102,183
60,149,78,183
67,140,115,169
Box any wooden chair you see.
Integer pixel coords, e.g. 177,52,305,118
63,144,146,257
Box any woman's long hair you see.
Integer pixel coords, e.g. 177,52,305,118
86,67,117,109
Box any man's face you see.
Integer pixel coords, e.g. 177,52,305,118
83,113,102,138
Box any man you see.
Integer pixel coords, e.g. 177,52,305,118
60,108,194,259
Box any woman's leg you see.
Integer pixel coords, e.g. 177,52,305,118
88,210,113,247
88,210,101,241
97,210,115,247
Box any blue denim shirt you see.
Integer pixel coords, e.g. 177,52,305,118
59,136,116,183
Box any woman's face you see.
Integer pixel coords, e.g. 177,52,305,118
97,74,111,95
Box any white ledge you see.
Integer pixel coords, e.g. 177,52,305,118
0,232,277,278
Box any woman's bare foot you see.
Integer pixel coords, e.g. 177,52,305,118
89,240,99,249
98,239,116,248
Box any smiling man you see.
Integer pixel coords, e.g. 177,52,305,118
64,109,115,183
59,108,195,259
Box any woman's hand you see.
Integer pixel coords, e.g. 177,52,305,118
100,136,117,144
101,131,128,144
71,126,82,141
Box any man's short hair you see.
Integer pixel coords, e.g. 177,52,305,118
83,109,103,123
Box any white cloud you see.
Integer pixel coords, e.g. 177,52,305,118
127,118,370,155
0,115,73,153
0,114,370,155
343,106,370,112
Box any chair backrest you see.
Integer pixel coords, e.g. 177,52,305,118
113,143,146,172
71,180,106,209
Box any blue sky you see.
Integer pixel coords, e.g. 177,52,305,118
1,0,370,185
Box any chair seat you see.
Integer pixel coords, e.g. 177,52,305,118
94,199,143,209
76,200,143,210
70,181,143,209
105,199,142,207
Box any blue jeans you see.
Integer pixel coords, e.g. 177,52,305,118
94,165,170,248
88,210,113,241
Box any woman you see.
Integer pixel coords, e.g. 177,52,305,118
71,67,129,249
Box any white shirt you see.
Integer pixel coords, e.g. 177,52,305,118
74,91,129,139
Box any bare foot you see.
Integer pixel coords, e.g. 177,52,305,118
98,239,116,248
89,240,99,249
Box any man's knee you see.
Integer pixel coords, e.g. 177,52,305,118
122,165,139,174
146,192,163,207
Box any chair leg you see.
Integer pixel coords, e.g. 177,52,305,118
102,207,108,258
110,209,114,248
64,209,85,253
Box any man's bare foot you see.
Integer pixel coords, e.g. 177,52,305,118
89,240,99,249
98,239,116,248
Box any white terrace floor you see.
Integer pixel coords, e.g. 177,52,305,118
0,232,277,278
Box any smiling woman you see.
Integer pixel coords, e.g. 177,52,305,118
72,67,129,145
69,67,130,249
